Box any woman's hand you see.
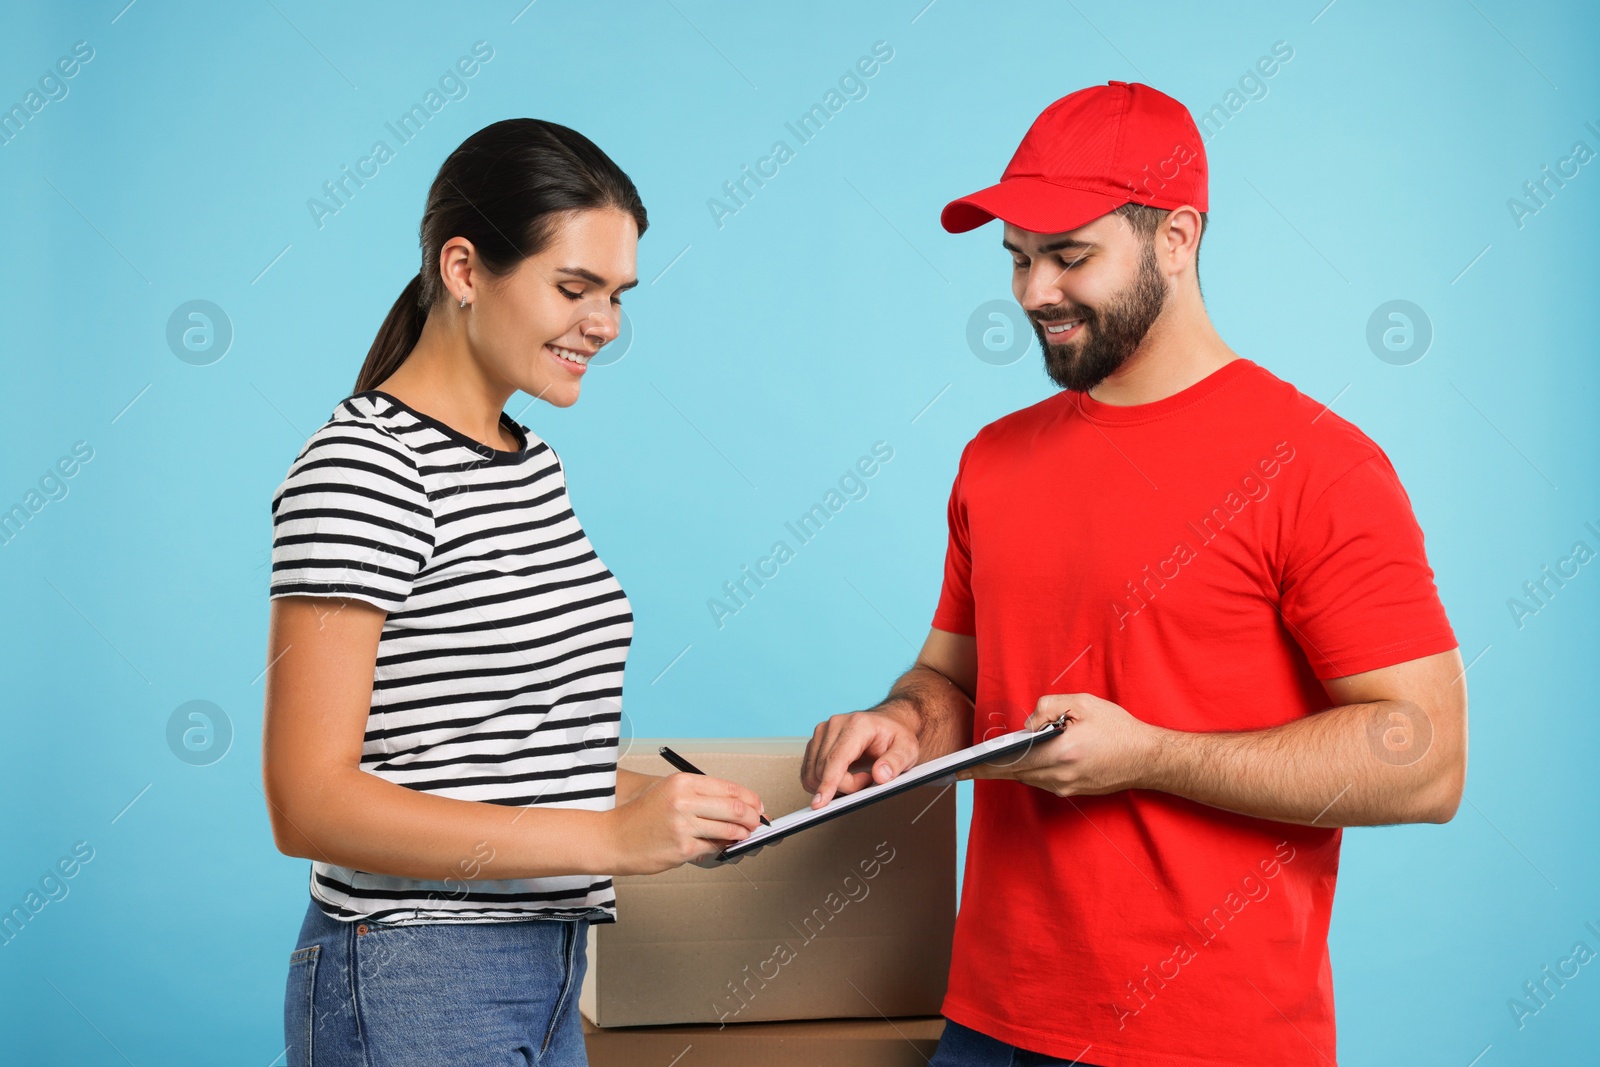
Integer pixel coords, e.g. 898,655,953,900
601,772,765,875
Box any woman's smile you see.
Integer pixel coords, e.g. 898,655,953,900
546,342,594,375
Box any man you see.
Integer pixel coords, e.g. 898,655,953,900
800,81,1465,1066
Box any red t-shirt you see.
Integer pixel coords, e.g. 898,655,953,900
931,358,1456,1066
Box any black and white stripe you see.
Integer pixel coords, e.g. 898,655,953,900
269,390,630,925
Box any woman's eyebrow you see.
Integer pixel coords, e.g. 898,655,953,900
554,265,639,292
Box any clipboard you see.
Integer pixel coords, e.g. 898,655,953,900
713,718,1067,862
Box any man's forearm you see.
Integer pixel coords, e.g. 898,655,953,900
1144,698,1463,827
875,663,975,763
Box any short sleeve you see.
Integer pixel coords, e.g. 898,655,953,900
931,440,977,635
268,425,436,613
1279,453,1457,679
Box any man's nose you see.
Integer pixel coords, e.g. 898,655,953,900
1020,264,1065,313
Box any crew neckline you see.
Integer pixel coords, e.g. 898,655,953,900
1072,357,1256,425
352,389,529,462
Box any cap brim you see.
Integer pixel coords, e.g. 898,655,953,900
940,176,1129,234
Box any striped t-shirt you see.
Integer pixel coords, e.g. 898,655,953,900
268,389,630,925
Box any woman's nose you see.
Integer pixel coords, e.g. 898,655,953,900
584,310,620,346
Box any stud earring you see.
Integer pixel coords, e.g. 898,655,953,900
458,294,468,308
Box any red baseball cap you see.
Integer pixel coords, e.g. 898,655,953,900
940,80,1207,234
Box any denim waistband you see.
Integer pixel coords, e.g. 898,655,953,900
283,895,591,1066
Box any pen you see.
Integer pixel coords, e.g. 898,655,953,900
658,746,771,825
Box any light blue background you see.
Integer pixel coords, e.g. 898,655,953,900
2,1,1596,1063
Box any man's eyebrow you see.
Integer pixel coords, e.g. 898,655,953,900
1002,237,1096,255
554,265,639,292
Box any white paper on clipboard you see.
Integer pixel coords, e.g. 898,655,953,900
713,719,1066,862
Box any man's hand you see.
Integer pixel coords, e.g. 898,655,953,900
800,704,922,809
800,628,978,809
957,692,1163,796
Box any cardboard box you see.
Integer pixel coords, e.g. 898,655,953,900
581,1013,946,1067
579,738,956,1028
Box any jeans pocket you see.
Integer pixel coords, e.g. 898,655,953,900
284,945,320,1067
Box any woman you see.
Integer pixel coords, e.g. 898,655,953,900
262,118,765,1066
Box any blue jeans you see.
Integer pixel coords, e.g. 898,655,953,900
931,1018,1104,1066
282,896,591,1066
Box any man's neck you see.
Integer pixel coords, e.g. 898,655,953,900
1085,305,1237,407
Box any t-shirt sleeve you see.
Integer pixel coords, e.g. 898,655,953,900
1279,452,1457,679
268,425,436,613
931,440,977,636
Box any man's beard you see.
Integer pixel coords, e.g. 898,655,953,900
1032,240,1168,393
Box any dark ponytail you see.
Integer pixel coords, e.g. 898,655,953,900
355,118,649,394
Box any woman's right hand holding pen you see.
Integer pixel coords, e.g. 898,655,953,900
602,773,766,875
